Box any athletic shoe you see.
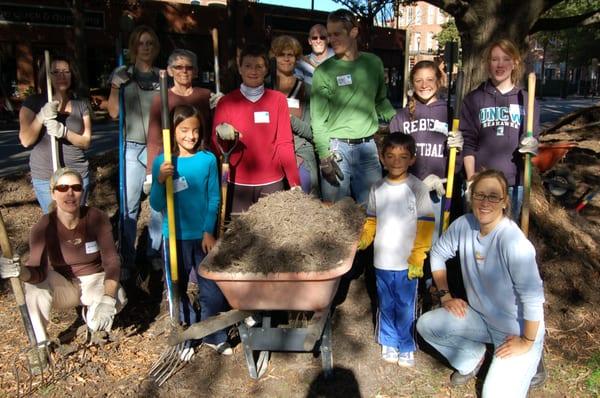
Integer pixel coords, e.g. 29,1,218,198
205,342,233,356
450,358,484,386
382,345,399,363
397,351,415,367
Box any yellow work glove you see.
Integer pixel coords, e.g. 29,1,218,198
407,264,423,280
357,217,376,250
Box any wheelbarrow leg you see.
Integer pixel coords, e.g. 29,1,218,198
238,314,270,380
320,313,333,378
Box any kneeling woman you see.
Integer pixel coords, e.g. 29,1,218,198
416,169,544,398
0,168,127,343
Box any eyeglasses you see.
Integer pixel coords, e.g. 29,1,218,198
54,184,83,193
311,36,327,40
51,70,71,76
472,192,504,203
171,65,194,72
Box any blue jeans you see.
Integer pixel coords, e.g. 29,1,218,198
321,138,382,206
375,269,418,352
430,191,443,244
121,141,163,280
508,185,523,221
32,176,90,214
417,306,544,398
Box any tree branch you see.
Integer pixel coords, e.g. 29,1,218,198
531,8,600,33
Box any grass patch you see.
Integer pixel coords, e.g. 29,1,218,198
586,352,600,395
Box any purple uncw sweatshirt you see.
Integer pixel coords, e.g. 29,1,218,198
460,80,540,186
389,98,461,180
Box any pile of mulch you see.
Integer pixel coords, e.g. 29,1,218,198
203,190,365,274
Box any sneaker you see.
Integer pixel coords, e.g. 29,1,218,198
205,342,233,356
450,358,484,386
398,351,415,368
382,345,399,363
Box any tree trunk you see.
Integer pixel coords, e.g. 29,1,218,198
71,0,89,98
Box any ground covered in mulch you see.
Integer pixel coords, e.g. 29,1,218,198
0,106,599,397
205,190,365,274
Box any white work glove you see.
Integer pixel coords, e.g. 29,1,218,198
465,179,473,204
45,119,68,139
87,295,117,332
215,123,237,140
209,92,224,110
142,174,152,195
111,67,130,89
422,174,446,197
519,136,539,156
0,255,21,279
447,130,464,151
35,101,59,124
178,341,195,361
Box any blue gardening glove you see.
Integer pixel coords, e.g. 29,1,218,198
0,255,21,279
87,295,117,332
408,264,423,280
519,136,539,156
320,153,344,187
447,130,464,151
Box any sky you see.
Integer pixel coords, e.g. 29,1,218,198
257,0,343,12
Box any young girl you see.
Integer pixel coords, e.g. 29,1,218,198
149,105,231,357
460,39,540,219
358,134,435,367
389,60,464,237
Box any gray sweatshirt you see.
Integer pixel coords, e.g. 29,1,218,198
430,214,545,336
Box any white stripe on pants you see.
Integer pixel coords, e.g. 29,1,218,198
24,270,127,342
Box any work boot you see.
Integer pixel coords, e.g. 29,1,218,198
529,355,547,389
450,357,484,386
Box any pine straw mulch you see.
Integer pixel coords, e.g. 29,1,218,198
204,190,365,274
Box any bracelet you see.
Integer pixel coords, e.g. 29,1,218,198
522,335,535,342
433,289,450,298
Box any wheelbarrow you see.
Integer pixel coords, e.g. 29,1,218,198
166,244,357,380
532,141,578,197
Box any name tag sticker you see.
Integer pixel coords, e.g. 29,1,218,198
509,104,522,115
287,98,300,109
433,120,448,134
173,176,189,193
336,74,353,86
85,241,99,254
254,111,270,124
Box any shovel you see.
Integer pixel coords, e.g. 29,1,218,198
215,133,239,237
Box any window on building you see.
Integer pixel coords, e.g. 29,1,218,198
414,32,421,53
415,7,422,24
407,6,413,23
427,5,435,24
427,32,433,53
437,9,446,24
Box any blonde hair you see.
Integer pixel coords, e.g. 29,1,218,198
270,35,303,59
48,167,84,213
483,39,522,84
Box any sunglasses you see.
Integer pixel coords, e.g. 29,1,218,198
472,192,504,203
54,184,83,193
171,65,194,71
311,36,327,40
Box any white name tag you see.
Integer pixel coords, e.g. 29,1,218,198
254,111,270,124
85,241,99,254
336,74,352,86
173,176,189,193
433,120,449,134
287,98,300,109
509,104,522,115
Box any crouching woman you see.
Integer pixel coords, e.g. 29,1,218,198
416,169,544,398
0,168,127,343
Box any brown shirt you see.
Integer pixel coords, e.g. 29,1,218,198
26,207,120,284
146,87,211,175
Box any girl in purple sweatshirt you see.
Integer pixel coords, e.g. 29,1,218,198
389,60,464,238
460,39,540,219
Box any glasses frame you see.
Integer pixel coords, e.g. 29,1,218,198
471,192,504,204
53,184,84,193
171,65,195,72
311,35,327,41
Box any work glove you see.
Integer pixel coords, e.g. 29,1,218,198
320,153,344,187
142,174,152,195
178,341,195,361
357,217,376,250
0,255,21,279
407,264,423,280
465,179,473,204
209,92,224,110
87,295,117,332
518,136,539,156
446,130,464,151
423,174,446,197
215,123,237,140
111,67,130,89
45,119,68,139
35,101,59,125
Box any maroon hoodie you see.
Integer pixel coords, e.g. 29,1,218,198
460,80,540,186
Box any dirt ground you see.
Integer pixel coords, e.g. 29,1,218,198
0,108,599,397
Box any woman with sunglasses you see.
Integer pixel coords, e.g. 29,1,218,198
19,54,92,214
0,168,127,344
416,169,544,397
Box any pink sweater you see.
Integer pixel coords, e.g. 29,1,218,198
211,89,300,186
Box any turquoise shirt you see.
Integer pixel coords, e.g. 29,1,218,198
150,151,220,240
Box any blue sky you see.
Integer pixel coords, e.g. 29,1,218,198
257,0,344,12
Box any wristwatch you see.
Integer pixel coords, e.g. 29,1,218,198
432,289,450,299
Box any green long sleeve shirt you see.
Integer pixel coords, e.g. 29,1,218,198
310,52,396,158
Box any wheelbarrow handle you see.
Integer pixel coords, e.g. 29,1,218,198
217,133,239,238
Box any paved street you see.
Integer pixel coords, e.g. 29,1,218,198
0,96,598,177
